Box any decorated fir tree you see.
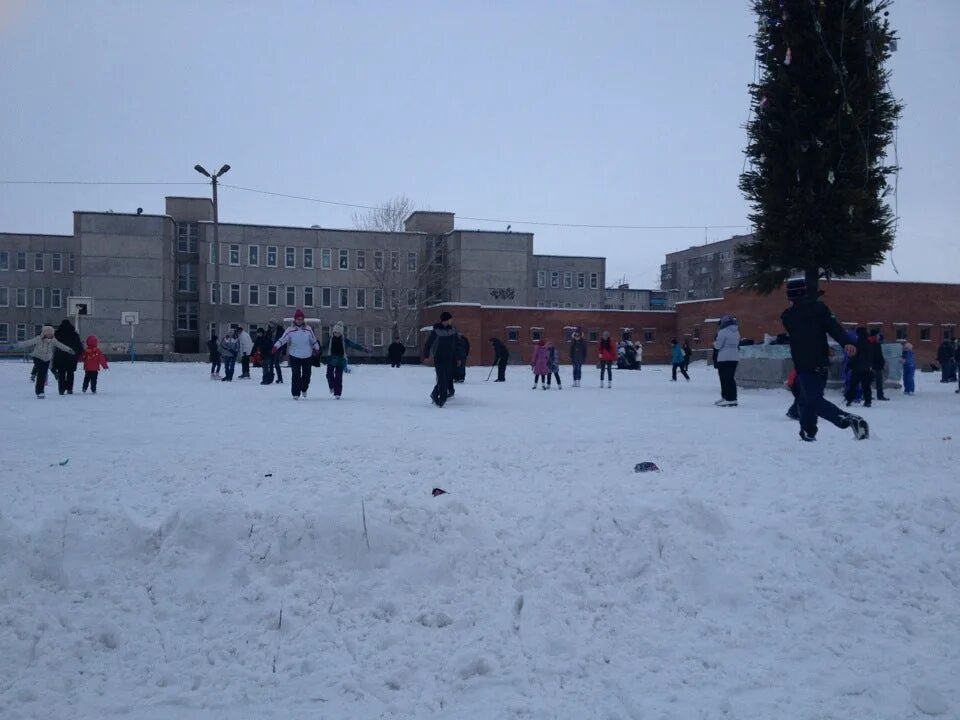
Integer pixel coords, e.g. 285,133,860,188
738,0,902,295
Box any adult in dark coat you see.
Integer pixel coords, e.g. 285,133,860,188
682,341,693,373
869,329,888,401
454,335,471,383
53,319,83,395
424,311,460,407
845,328,874,407
254,328,275,384
937,339,956,382
569,330,587,386
269,320,285,384
387,338,405,368
781,278,868,441
490,337,510,382
207,332,221,378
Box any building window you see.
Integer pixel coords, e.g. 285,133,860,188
52,253,62,272
32,288,43,307
177,302,198,331
391,251,400,271
577,272,585,289
919,326,931,342
304,286,314,307
285,286,296,307
894,325,907,341
230,284,241,305
356,288,366,309
407,252,417,272
373,327,384,347
373,289,384,309
588,329,599,343
693,326,701,342
390,289,399,309
177,263,197,292
285,247,296,268
177,222,199,252
531,327,543,342
0,251,8,270
208,283,220,304
16,288,27,307
321,248,331,269
590,273,599,289
303,248,313,269
34,253,44,272
267,246,278,268
249,284,259,305
551,271,560,288
537,271,546,288
69,254,75,273
564,272,573,289
16,252,27,271
267,285,278,306
357,250,366,270
944,325,956,341
248,245,259,266
339,288,349,308
506,327,520,343
407,289,417,309
0,288,7,306
0,323,6,342
644,328,656,343
321,287,332,308
551,302,559,308
374,251,384,271
17,324,27,341
339,249,349,270
229,244,240,266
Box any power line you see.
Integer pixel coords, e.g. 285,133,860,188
0,180,207,186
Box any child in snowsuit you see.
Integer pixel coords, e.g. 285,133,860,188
324,321,368,398
530,339,550,390
545,341,562,389
671,339,689,381
80,336,109,393
208,333,221,378
901,342,916,395
16,326,75,398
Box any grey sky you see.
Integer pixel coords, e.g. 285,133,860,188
1,1,957,288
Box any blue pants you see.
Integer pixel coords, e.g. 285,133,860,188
271,353,283,382
902,365,915,394
223,357,236,380
796,369,848,438
572,363,582,381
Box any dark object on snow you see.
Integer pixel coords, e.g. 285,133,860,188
264,473,273,477
50,458,70,467
431,488,448,497
634,462,660,473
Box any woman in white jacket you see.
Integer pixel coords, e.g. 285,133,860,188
272,309,320,399
713,315,741,406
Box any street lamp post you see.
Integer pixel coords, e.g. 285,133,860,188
194,164,230,326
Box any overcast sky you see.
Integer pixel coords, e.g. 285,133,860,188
1,1,957,288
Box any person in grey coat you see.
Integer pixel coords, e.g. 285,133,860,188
713,315,741,406
219,329,240,382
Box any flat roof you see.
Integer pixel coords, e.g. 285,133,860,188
202,220,426,236
0,231,75,239
532,253,605,261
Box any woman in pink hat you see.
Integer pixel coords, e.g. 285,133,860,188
272,309,320,399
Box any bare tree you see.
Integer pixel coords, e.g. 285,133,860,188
352,195,414,233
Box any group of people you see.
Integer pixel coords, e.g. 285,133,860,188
15,319,109,398
207,310,370,399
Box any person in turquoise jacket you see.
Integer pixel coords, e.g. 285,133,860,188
671,339,689,381
901,342,916,395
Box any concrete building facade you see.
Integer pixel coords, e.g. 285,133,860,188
604,285,678,311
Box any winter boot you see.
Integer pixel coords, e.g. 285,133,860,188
799,429,816,442
847,414,869,440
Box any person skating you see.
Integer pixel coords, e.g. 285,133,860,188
454,335,470,383
671,339,689,381
268,320,285,384
208,332,221,379
598,331,616,388
545,340,562,389
424,311,460,407
845,328,874,408
253,328,275,384
236,326,254,379
780,278,868,441
80,335,109,393
387,337,405,368
219,329,240,382
272,309,319,399
901,342,916,395
569,328,587,387
530,338,550,390
682,341,692,374
870,328,889,400
490,337,510,382
936,338,955,383
16,326,75,398
713,315,740,406
324,321,369,399
53,319,83,395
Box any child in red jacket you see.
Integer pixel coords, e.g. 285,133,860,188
81,335,109,393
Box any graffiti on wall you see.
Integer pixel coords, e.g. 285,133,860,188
489,288,516,300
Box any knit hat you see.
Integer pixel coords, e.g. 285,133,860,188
786,278,807,301
440,311,453,322
294,309,305,322
719,314,737,329
333,321,344,336
42,325,55,338
86,335,98,348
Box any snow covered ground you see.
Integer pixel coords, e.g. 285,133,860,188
1,360,957,720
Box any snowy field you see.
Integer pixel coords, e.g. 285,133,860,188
1,360,958,720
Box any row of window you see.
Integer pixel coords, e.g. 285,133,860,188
206,243,419,272
1,322,65,343
0,251,75,273
536,270,599,290
204,283,418,310
839,322,955,343
536,301,600,310
0,287,66,309
503,326,657,344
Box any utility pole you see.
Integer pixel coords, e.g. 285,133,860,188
194,164,230,326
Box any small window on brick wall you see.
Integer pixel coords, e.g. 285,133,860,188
530,327,543,342
943,325,956,341
919,326,931,342
588,329,599,343
506,327,520,343
644,328,656,343
894,325,907,341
